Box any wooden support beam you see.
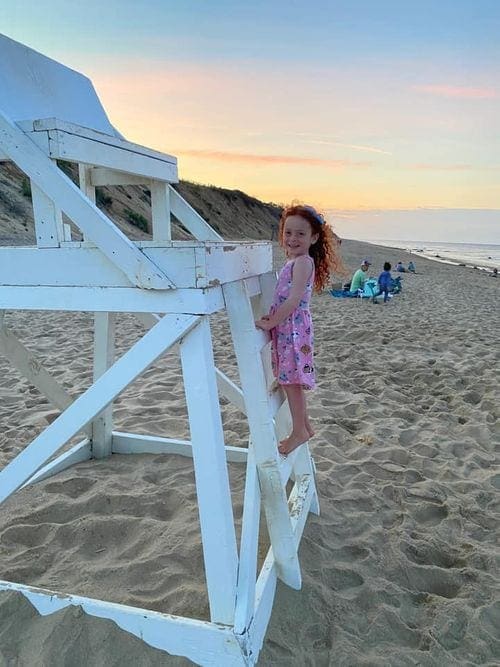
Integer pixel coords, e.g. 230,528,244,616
26,124,178,183
0,323,73,413
22,439,92,487
169,186,223,241
180,317,238,625
234,448,261,635
0,581,244,666
223,280,302,590
215,368,246,414
31,182,64,248
89,168,151,187
0,243,272,290
78,164,96,204
151,181,171,241
0,111,174,290
91,312,115,458
0,285,225,314
111,432,248,463
0,314,199,503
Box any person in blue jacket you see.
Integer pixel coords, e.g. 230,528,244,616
378,262,392,303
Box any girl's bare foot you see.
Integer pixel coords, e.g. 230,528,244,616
278,430,309,455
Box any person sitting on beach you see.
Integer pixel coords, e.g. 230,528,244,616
396,261,406,273
491,268,498,278
350,259,371,294
378,262,392,303
407,260,416,273
255,204,343,455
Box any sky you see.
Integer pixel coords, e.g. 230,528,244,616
1,1,499,242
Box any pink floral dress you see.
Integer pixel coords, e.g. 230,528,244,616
270,257,315,390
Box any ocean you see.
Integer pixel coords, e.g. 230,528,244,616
366,240,500,271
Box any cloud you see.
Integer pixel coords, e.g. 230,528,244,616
412,84,498,99
308,140,392,155
175,149,370,169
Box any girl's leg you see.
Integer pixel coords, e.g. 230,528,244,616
279,384,310,455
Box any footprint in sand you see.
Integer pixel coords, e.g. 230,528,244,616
489,473,500,489
322,565,364,593
332,545,370,562
43,477,96,498
411,502,448,526
400,540,466,569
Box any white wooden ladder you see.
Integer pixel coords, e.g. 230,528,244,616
224,275,319,593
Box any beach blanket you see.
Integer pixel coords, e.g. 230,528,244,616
329,289,358,298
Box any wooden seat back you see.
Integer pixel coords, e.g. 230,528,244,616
0,32,118,136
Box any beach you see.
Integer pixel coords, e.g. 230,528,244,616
0,238,499,666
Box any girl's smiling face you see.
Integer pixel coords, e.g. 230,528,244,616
282,215,318,259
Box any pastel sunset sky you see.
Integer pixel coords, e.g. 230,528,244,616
1,1,499,242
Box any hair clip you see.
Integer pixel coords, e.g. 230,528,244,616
303,205,325,225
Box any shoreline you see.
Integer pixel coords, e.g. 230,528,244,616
351,239,500,272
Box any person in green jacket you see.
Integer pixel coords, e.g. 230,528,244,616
350,259,371,293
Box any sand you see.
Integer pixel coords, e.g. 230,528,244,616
0,239,499,666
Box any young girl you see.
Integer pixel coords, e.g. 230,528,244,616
255,204,343,455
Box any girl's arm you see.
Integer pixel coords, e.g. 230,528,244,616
255,256,312,331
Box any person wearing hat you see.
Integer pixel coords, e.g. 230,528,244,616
350,258,371,293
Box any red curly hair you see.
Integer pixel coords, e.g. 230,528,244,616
279,204,346,292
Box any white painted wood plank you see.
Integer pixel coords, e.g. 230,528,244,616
0,111,174,290
272,390,292,441
32,118,177,165
134,312,161,328
250,478,314,654
111,432,248,463
260,337,275,392
90,168,152,187
0,243,271,289
215,368,246,414
78,164,96,204
292,444,320,515
0,314,199,502
91,312,115,458
0,324,73,412
258,272,278,314
205,243,273,283
0,581,245,666
277,448,300,487
63,223,72,241
151,181,171,241
288,475,314,537
249,550,278,660
0,33,117,136
169,186,223,241
0,285,225,314
180,318,238,625
234,449,260,635
44,129,178,182
244,276,261,299
31,182,64,247
0,246,193,288
22,439,92,487
223,280,301,590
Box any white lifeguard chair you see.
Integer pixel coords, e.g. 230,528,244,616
0,34,319,666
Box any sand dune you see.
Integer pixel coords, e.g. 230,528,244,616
0,240,499,665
